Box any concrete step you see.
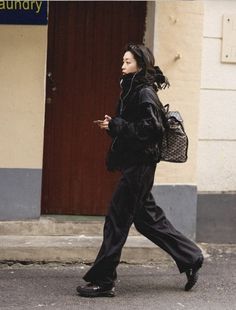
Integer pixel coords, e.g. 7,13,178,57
0,216,139,236
0,235,171,264
1,235,236,264
1,217,236,265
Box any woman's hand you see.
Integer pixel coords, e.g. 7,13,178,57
94,115,111,130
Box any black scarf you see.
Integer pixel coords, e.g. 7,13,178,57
120,70,147,100
120,67,168,99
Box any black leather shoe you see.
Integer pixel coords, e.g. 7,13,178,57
76,283,115,297
185,255,204,291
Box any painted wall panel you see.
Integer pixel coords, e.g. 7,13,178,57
221,14,236,63
0,25,47,169
154,0,203,184
199,89,236,140
203,0,236,38
201,38,236,89
198,1,236,192
197,141,236,191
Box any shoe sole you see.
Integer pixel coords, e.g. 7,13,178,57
184,256,204,291
77,289,115,298
184,272,199,291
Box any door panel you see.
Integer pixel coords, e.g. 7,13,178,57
41,1,147,215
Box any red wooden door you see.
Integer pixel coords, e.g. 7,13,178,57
41,1,147,215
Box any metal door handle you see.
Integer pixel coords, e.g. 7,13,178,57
47,72,57,92
46,97,52,104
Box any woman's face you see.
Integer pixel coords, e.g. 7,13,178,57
122,51,139,75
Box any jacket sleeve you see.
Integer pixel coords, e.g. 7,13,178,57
108,102,164,149
105,100,122,138
106,128,115,138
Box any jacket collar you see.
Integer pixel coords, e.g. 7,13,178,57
120,70,148,97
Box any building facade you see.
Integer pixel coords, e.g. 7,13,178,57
0,0,235,242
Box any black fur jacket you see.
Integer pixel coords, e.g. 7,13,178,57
106,71,165,171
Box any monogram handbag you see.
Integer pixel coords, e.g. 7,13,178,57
160,104,188,163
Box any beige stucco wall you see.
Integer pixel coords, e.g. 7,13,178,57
0,25,47,169
197,0,236,192
153,0,204,184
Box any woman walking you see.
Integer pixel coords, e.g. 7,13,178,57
77,44,203,297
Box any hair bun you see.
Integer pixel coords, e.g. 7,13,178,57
154,66,170,90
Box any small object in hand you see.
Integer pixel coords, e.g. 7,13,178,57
93,120,104,124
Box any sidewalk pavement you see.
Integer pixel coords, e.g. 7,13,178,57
1,217,236,264
0,252,236,310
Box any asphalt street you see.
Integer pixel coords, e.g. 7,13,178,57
0,253,235,310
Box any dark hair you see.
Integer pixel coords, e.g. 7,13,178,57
125,43,170,91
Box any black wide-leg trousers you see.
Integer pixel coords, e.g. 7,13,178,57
83,163,202,286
